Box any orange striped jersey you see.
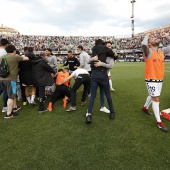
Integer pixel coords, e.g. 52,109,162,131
56,71,70,86
144,49,164,80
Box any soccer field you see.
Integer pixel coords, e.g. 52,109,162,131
1,62,170,170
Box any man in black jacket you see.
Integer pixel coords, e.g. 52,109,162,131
32,52,57,113
86,39,116,124
62,50,80,73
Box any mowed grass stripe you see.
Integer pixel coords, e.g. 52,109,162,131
0,62,170,170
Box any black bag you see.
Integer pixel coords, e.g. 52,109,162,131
0,56,17,78
0,56,10,78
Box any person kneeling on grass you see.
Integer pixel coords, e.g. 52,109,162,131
48,68,71,111
32,52,57,113
58,68,91,112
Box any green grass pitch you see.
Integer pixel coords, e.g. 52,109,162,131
0,62,170,170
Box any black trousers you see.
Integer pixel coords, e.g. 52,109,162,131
38,86,45,111
50,85,71,104
71,74,90,107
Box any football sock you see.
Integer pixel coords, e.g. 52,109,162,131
144,95,152,109
152,101,161,122
109,79,113,89
27,97,31,104
17,85,21,99
31,95,35,102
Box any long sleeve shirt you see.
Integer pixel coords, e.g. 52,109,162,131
79,51,91,72
63,57,80,72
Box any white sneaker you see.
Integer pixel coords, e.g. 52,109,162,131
110,88,115,91
2,107,7,112
100,107,110,113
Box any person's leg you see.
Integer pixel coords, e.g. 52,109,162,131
5,81,18,118
152,97,161,122
0,85,3,95
99,86,110,113
0,85,8,111
144,95,152,109
25,86,31,104
3,90,8,107
100,87,105,108
81,75,90,103
38,86,45,111
30,86,36,104
20,84,27,104
87,79,98,114
49,87,61,104
109,79,114,91
62,85,71,108
146,82,167,131
70,78,83,107
48,87,61,111
7,98,14,116
99,73,114,118
17,83,21,100
142,82,155,115
101,83,114,114
142,95,153,115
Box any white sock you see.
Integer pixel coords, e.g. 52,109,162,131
17,85,21,99
152,101,161,122
109,79,113,89
31,95,35,102
144,96,152,109
27,97,31,104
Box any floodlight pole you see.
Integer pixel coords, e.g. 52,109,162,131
130,0,136,38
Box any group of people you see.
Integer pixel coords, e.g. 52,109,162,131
1,30,170,54
0,35,115,54
0,38,116,122
1,31,170,132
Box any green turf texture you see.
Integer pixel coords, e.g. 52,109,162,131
0,62,170,170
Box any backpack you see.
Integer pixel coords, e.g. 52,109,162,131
0,56,17,78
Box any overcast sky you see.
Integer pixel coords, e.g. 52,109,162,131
0,0,170,37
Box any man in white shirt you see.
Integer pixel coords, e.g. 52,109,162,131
77,45,91,95
58,68,90,111
77,45,91,73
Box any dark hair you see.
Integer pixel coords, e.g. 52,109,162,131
64,67,69,71
105,41,112,45
5,44,16,53
46,48,52,52
16,49,20,55
58,68,63,72
0,38,9,46
77,45,83,50
95,39,104,45
24,47,28,52
68,50,72,53
28,47,34,52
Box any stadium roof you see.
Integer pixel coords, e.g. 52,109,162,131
0,24,19,35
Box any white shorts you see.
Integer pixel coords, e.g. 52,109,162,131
146,82,162,97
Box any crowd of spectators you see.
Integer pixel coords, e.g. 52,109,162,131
0,30,170,53
116,30,170,50
0,35,115,53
